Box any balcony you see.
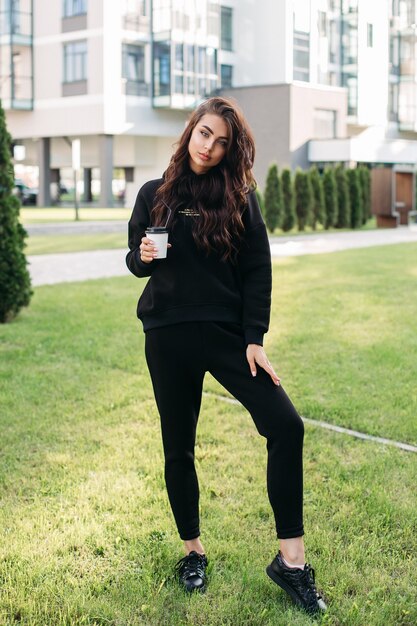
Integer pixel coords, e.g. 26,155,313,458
0,3,32,46
122,79,150,97
0,1,33,111
123,13,150,34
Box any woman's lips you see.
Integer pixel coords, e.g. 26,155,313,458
198,153,210,161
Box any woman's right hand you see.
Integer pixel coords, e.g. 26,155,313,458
139,236,172,264
139,236,158,264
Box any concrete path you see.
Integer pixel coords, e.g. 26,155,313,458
28,226,417,286
268,225,417,256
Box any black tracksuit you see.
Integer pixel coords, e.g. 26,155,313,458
126,175,304,540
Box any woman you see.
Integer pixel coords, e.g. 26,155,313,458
126,97,326,615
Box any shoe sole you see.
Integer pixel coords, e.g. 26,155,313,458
266,565,305,609
177,577,206,594
183,584,206,594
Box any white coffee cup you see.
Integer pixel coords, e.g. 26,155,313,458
145,226,169,259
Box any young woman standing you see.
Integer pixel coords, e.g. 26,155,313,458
126,97,326,615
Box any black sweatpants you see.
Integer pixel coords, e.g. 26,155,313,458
145,321,304,541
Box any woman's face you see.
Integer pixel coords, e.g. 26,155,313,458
188,113,229,175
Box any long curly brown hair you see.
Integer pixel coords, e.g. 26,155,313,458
152,96,256,262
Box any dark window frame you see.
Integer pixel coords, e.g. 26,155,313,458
122,43,145,83
293,29,310,81
63,0,87,18
367,23,373,47
63,39,87,83
220,5,233,51
221,63,233,88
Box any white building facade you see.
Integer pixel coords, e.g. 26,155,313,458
1,0,417,206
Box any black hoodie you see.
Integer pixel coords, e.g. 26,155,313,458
126,176,272,346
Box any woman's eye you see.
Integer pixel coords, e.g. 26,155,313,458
201,130,209,137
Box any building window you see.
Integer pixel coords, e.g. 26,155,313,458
63,40,87,82
122,44,145,82
123,0,148,31
293,30,310,81
153,41,170,97
122,44,147,95
318,11,327,37
345,75,358,115
198,46,205,73
390,33,400,70
173,43,184,93
63,0,87,17
185,44,195,73
221,64,233,88
329,18,338,63
221,6,233,51
367,23,373,47
174,73,183,94
313,109,337,138
124,0,146,16
208,2,219,36
206,47,217,75
399,35,415,77
389,82,399,121
175,43,183,71
186,74,195,94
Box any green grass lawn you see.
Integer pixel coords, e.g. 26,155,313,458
0,244,416,625
26,233,127,255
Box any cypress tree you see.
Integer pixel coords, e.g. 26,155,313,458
264,163,283,233
0,101,32,323
281,168,296,232
294,168,313,231
322,166,338,229
309,165,325,229
358,165,371,224
347,168,363,228
334,163,351,228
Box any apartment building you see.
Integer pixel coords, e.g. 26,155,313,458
2,0,226,207
2,0,417,208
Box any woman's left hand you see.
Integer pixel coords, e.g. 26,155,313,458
246,344,281,386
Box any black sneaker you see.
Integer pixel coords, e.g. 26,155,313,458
175,551,208,593
266,551,327,615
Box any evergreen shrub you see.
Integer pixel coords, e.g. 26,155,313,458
0,101,32,323
281,168,296,232
294,168,313,231
334,164,351,228
264,164,283,233
322,166,338,229
309,165,325,229
347,168,363,228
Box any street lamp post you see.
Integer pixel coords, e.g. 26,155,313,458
72,139,81,221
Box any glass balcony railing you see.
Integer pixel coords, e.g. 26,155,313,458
123,13,149,34
0,74,33,109
0,9,32,43
0,2,33,110
122,79,150,96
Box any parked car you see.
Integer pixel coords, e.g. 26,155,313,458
14,180,38,205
